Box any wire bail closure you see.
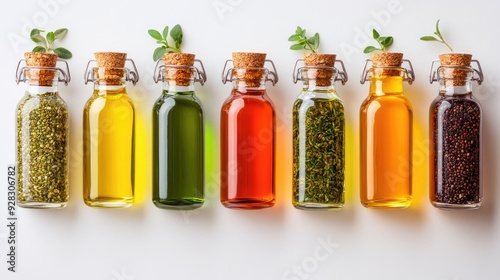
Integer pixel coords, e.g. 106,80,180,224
15,59,71,85
221,59,279,85
428,59,483,85
84,58,140,85
153,59,207,85
292,59,348,85
360,59,415,85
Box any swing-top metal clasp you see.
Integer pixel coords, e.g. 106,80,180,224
292,59,348,85
84,58,140,85
221,59,279,86
153,59,207,85
15,59,71,85
360,59,415,85
428,59,484,85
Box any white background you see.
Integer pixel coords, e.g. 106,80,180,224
1,0,499,279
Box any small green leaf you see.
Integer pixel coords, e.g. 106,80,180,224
170,24,183,44
307,36,317,46
54,28,68,39
288,34,300,41
363,46,378,54
153,46,166,61
420,36,439,41
313,33,320,51
148,29,163,41
421,19,453,52
53,47,72,59
372,29,380,39
295,26,303,36
32,46,46,53
30,28,42,38
47,32,55,44
435,19,442,37
381,36,393,48
290,43,305,50
31,34,47,45
162,26,169,39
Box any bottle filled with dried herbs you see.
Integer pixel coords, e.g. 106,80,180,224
359,52,415,209
152,53,206,209
429,53,483,209
83,52,139,208
220,52,278,209
292,53,348,210
15,52,71,208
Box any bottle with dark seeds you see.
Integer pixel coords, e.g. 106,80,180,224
292,53,348,210
429,53,483,209
16,52,70,209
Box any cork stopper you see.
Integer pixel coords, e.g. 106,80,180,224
164,53,195,86
24,52,58,86
94,52,127,85
371,52,403,76
232,52,267,87
303,53,336,86
438,53,472,87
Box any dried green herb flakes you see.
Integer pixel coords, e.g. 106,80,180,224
293,97,345,206
16,92,69,204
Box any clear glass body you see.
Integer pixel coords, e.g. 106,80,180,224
220,69,276,209
152,69,204,209
292,68,345,210
360,68,412,208
83,71,135,208
430,68,482,209
16,76,69,209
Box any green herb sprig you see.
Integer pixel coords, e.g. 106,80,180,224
420,19,453,52
148,24,183,61
363,29,394,54
30,28,72,59
288,26,320,53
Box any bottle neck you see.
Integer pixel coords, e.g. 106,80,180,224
303,81,335,92
368,67,405,96
438,67,473,96
25,81,59,95
231,68,268,92
94,83,127,96
163,81,195,94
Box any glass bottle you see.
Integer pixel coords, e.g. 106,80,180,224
220,52,278,209
429,53,483,209
83,52,139,208
359,53,415,208
152,53,207,209
292,53,348,210
15,52,70,209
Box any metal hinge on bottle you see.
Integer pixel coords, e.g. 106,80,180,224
153,59,207,85
15,59,71,85
221,59,279,85
360,59,415,85
84,59,139,85
292,59,348,85
428,59,484,85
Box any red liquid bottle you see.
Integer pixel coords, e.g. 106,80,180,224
220,52,279,209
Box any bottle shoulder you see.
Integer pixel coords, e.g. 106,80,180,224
431,94,482,112
153,93,203,113
17,92,68,112
361,94,412,112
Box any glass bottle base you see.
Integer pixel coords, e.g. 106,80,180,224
221,198,275,210
18,201,67,209
293,202,343,211
84,197,134,208
432,201,481,210
153,198,204,210
361,197,412,209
